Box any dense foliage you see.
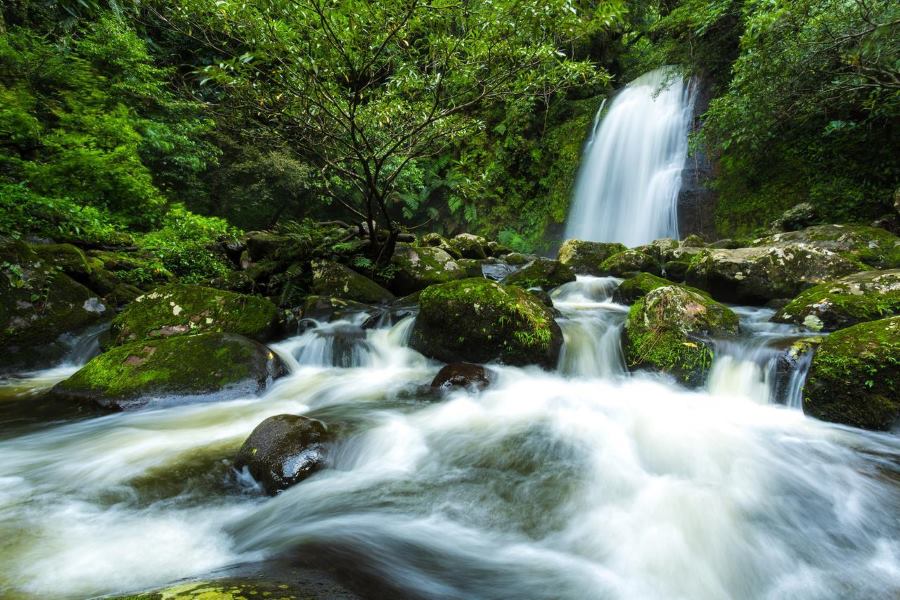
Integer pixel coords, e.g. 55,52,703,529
0,0,897,251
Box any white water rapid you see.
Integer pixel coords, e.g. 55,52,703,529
565,68,695,246
1,279,899,599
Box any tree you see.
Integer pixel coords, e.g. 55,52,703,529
158,0,613,263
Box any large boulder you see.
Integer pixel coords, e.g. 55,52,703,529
600,250,661,277
685,244,863,304
420,232,463,259
310,260,394,304
613,273,710,305
234,414,330,494
410,278,563,367
389,245,465,295
773,269,900,331
557,240,627,275
109,284,280,347
502,258,575,290
1,239,107,373
803,316,899,431
751,224,900,269
50,332,285,410
623,286,740,386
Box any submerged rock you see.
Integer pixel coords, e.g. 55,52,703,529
685,243,862,304
774,269,900,331
502,258,575,290
751,224,900,269
410,278,563,367
600,250,661,277
557,239,627,275
109,284,280,347
803,316,900,431
431,362,491,392
389,244,465,295
310,260,395,304
1,239,107,373
623,285,739,386
50,332,285,411
235,414,330,494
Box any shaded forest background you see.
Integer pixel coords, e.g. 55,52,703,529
1,0,896,279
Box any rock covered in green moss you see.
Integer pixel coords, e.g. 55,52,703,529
244,230,293,262
235,414,330,494
613,273,710,305
1,239,108,372
803,316,899,430
389,244,464,295
109,284,280,347
107,575,357,600
421,232,463,259
50,332,285,410
450,233,489,259
456,258,488,278
771,202,819,232
774,269,900,331
752,224,900,269
557,239,627,275
600,250,661,277
410,278,563,367
310,260,394,304
503,252,538,266
502,257,575,290
686,243,863,304
681,234,707,248
623,285,740,386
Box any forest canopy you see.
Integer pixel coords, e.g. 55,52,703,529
1,0,897,262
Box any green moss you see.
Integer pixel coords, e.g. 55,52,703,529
110,578,309,599
623,285,739,386
110,284,280,346
557,239,627,275
310,259,394,303
804,316,900,430
774,269,900,331
753,224,900,269
503,257,575,290
52,332,280,409
613,273,711,305
411,277,562,366
599,250,660,277
389,244,465,295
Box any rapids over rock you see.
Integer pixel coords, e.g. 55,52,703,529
1,277,898,600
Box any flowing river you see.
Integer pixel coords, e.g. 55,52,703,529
1,277,899,599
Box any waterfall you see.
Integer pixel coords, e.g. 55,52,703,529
565,67,696,246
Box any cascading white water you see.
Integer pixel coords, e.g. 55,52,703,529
565,67,695,246
1,289,899,599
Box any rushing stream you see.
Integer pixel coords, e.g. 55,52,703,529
1,277,899,599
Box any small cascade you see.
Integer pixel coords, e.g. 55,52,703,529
552,276,628,378
565,67,695,246
706,307,821,407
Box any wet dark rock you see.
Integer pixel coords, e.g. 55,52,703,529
244,231,293,262
431,362,491,391
502,257,575,290
50,332,286,411
235,414,331,494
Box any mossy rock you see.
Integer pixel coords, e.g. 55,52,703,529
685,244,863,304
752,224,900,269
600,250,661,277
635,238,680,261
1,238,108,372
770,202,819,232
623,285,740,386
50,332,285,411
389,244,465,295
456,258,488,278
774,269,900,331
502,257,575,290
803,316,900,431
503,252,538,266
420,232,463,259
108,575,353,600
310,260,394,304
613,273,710,305
109,284,280,347
410,278,563,367
450,233,489,259
244,231,294,262
235,414,331,494
87,249,175,288
300,295,373,323
681,234,707,248
557,239,627,275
